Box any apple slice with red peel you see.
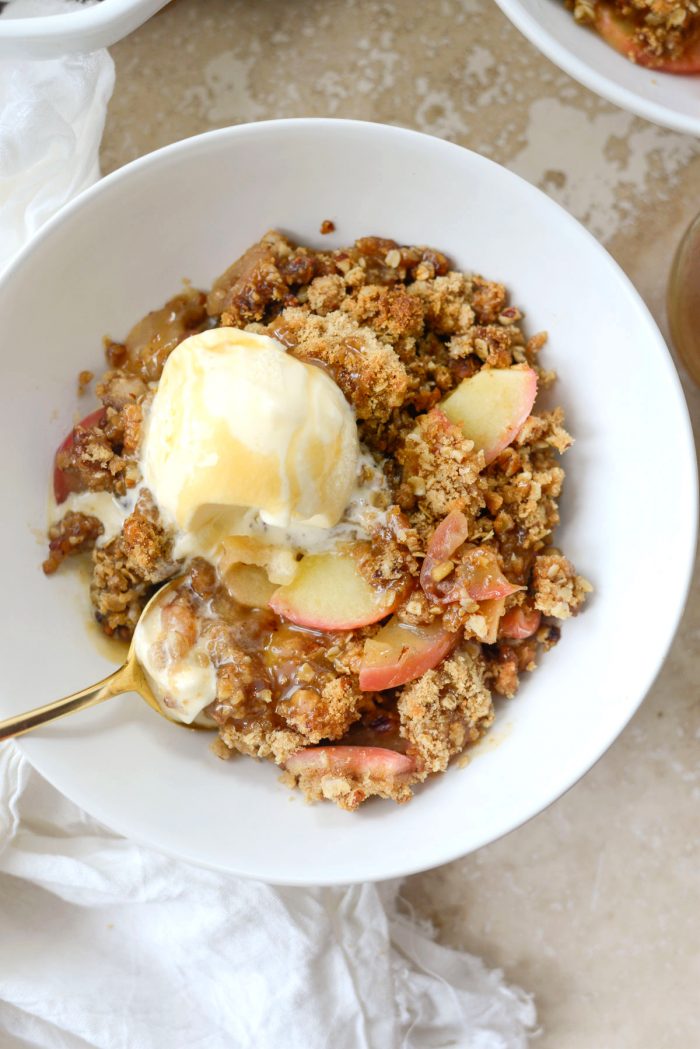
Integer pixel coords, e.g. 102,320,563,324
53,407,107,504
459,546,523,602
420,509,470,600
651,34,700,74
421,510,521,605
269,551,401,631
359,618,458,691
286,745,414,779
499,606,541,640
441,366,537,465
594,5,645,63
594,3,700,73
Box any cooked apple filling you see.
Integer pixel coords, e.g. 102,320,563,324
44,230,590,810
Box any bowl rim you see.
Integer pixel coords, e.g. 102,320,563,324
0,0,168,58
493,0,700,137
3,117,698,883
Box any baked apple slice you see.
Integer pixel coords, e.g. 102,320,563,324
359,618,458,691
420,509,521,604
499,605,541,640
286,746,414,778
285,745,417,809
459,546,523,602
53,407,107,504
223,563,277,608
594,3,700,73
477,597,507,644
419,509,470,600
269,551,401,631
441,366,537,464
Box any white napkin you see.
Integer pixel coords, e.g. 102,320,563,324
0,2,114,272
0,747,536,1048
0,32,537,1049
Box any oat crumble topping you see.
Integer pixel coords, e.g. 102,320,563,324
568,0,700,68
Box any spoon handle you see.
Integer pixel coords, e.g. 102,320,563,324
0,665,130,741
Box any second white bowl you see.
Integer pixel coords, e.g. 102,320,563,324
495,0,700,136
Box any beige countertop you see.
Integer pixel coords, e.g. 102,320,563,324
102,2,700,1045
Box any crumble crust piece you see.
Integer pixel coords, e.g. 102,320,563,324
43,512,103,575
568,0,699,64
90,491,178,639
395,408,486,528
398,649,494,776
532,552,592,619
271,306,408,422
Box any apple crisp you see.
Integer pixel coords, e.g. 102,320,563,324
45,230,590,811
568,0,700,70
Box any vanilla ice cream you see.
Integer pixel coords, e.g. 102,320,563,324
141,328,359,556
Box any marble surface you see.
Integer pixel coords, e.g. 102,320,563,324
102,2,700,1045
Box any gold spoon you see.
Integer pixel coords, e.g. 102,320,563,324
0,577,200,740
667,211,700,387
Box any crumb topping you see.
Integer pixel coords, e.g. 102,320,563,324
271,306,408,422
532,552,592,619
43,511,103,575
569,0,700,64
398,648,494,774
395,408,486,526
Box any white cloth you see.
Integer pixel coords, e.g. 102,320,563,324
0,747,536,1049
0,3,114,272
0,30,537,1049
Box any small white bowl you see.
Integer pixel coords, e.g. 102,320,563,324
494,0,700,136
0,0,168,58
0,119,695,885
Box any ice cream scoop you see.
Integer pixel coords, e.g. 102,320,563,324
141,328,359,553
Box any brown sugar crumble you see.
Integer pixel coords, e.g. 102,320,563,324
398,649,494,776
320,219,336,234
78,370,94,396
45,229,590,810
567,0,700,69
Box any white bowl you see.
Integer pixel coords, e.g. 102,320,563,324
494,0,700,136
0,0,168,58
0,119,695,885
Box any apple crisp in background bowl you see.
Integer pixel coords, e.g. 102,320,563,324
494,0,700,136
0,119,695,884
